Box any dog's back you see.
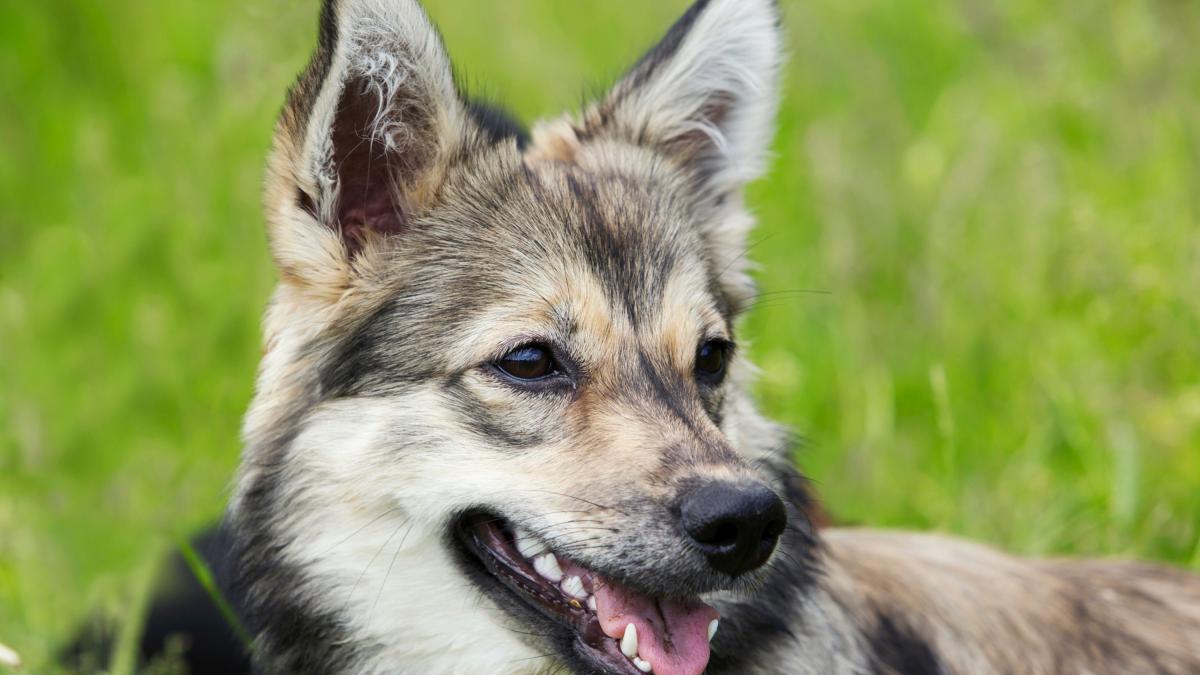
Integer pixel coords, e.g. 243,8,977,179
820,530,1200,674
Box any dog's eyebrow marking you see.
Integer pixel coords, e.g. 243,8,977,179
564,172,638,325
547,301,578,340
562,171,680,329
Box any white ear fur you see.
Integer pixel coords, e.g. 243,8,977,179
264,0,469,293
595,0,784,194
298,0,464,191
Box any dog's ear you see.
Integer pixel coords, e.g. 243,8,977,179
563,0,783,197
528,0,782,313
263,0,473,294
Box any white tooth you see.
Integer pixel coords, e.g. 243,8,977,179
586,595,597,612
620,623,638,659
633,657,653,672
562,575,588,599
708,618,719,642
533,553,563,582
514,528,547,558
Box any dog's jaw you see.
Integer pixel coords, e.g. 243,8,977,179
455,513,721,675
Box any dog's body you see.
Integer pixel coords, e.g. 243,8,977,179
161,0,1200,673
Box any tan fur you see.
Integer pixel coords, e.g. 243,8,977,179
527,118,583,164
821,529,1200,674
229,1,1200,673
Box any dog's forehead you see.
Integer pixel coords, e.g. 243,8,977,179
533,170,721,325
421,155,725,330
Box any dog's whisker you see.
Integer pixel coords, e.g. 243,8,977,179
506,652,557,665
342,520,406,615
319,506,402,557
525,518,607,531
367,521,415,627
713,232,774,282
505,489,625,514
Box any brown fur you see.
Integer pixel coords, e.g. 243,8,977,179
224,1,1200,673
821,530,1200,674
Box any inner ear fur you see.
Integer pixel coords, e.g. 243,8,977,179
263,0,473,289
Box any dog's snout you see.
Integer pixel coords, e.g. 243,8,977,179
680,481,787,577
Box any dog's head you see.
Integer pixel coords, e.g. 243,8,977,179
234,1,815,673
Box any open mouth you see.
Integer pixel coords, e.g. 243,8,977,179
456,514,720,675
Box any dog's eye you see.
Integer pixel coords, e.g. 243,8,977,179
495,345,557,381
695,340,731,382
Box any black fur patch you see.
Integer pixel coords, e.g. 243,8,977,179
463,98,529,147
316,296,450,399
59,527,252,674
230,471,355,675
282,0,339,139
139,527,253,674
867,612,947,675
622,0,712,95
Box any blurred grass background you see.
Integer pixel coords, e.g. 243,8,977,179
2,0,1199,671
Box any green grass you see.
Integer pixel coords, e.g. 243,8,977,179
2,0,1199,671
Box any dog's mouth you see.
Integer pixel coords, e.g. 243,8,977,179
456,514,719,675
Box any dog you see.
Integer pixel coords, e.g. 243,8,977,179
116,0,1200,673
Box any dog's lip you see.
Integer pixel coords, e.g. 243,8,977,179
457,514,644,675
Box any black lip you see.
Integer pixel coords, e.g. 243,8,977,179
452,513,641,675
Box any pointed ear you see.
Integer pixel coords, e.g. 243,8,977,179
263,0,472,293
576,0,783,196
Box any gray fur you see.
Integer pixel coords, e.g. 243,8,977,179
228,0,1200,673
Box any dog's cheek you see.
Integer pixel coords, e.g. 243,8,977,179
442,373,577,453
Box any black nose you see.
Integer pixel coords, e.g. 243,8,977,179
680,481,787,577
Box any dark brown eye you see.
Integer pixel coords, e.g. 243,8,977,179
495,345,556,381
695,340,730,381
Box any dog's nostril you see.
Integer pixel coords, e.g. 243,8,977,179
693,520,741,549
680,481,787,577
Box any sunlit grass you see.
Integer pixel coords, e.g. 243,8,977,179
1,0,1198,671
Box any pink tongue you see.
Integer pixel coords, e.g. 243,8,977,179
592,576,718,675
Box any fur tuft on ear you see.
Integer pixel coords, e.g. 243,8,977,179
577,0,783,196
263,0,475,293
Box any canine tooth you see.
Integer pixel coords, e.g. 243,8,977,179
587,595,597,611
561,575,588,599
514,528,547,558
633,657,653,672
620,623,638,659
533,553,563,582
708,618,719,642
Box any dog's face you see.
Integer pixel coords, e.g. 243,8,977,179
234,1,803,673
